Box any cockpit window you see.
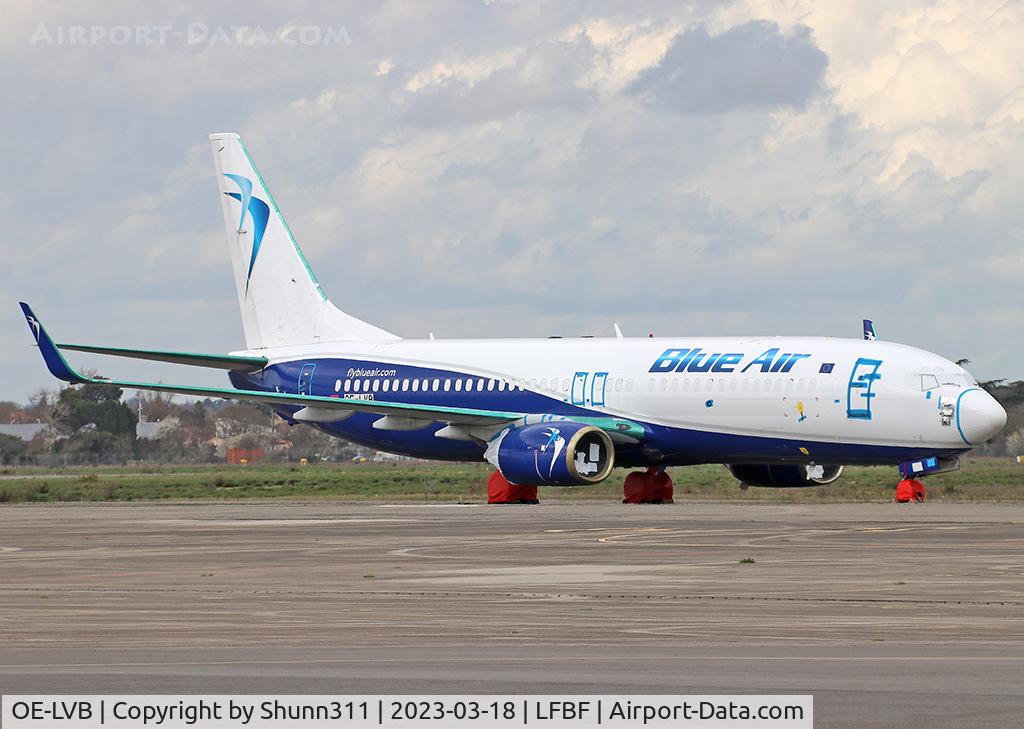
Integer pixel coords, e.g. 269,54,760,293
940,372,977,387
920,374,939,391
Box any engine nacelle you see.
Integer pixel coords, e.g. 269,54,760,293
485,422,615,486
728,463,844,488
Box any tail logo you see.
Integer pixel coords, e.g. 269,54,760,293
25,315,41,343
223,174,270,294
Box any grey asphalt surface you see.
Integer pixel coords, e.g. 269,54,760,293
0,501,1022,728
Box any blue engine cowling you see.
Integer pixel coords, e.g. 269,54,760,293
727,463,844,488
485,422,615,486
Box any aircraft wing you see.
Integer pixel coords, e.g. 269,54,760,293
19,303,522,428
55,343,268,372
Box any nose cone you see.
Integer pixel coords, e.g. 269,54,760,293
957,389,1007,445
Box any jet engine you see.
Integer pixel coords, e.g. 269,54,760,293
727,463,844,488
485,422,615,486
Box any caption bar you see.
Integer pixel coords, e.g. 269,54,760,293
2,695,811,729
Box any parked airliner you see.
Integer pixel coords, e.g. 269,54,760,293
20,133,1007,497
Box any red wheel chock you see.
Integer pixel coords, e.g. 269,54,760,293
623,467,674,504
487,470,539,504
894,478,926,503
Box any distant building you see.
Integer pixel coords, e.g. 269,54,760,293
227,448,265,464
0,423,47,442
136,422,162,440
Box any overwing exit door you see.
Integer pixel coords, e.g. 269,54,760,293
298,363,316,395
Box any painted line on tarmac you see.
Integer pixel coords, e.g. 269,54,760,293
3,655,1024,671
0,586,1019,606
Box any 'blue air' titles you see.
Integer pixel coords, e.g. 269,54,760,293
649,347,813,374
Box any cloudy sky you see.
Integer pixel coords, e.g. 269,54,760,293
2,0,1022,403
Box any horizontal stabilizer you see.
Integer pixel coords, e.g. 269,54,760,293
56,343,268,372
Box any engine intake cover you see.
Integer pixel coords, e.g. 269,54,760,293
485,422,615,486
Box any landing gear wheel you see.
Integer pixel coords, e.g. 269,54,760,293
894,478,926,503
487,470,539,504
623,467,674,504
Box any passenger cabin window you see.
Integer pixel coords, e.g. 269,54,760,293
455,379,462,391
412,380,419,392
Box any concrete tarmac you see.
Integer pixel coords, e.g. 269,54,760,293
1,501,1022,727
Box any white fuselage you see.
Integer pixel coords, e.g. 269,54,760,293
240,335,1005,460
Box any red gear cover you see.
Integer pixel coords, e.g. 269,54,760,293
487,470,538,504
895,479,926,502
623,469,674,503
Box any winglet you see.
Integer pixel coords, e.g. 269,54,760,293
863,319,877,341
19,303,89,384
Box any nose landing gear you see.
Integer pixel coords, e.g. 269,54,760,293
894,478,926,503
893,457,959,503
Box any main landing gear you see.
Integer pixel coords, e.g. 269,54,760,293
623,466,674,504
486,467,676,505
486,470,539,504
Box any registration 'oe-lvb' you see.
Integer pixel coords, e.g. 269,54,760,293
20,133,1008,503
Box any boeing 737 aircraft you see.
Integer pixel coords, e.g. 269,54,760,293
20,133,1007,500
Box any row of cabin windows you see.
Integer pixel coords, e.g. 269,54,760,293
329,375,844,397
335,377,525,395
646,377,841,394
331,376,637,396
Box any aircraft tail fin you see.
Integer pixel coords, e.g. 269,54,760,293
209,133,399,350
